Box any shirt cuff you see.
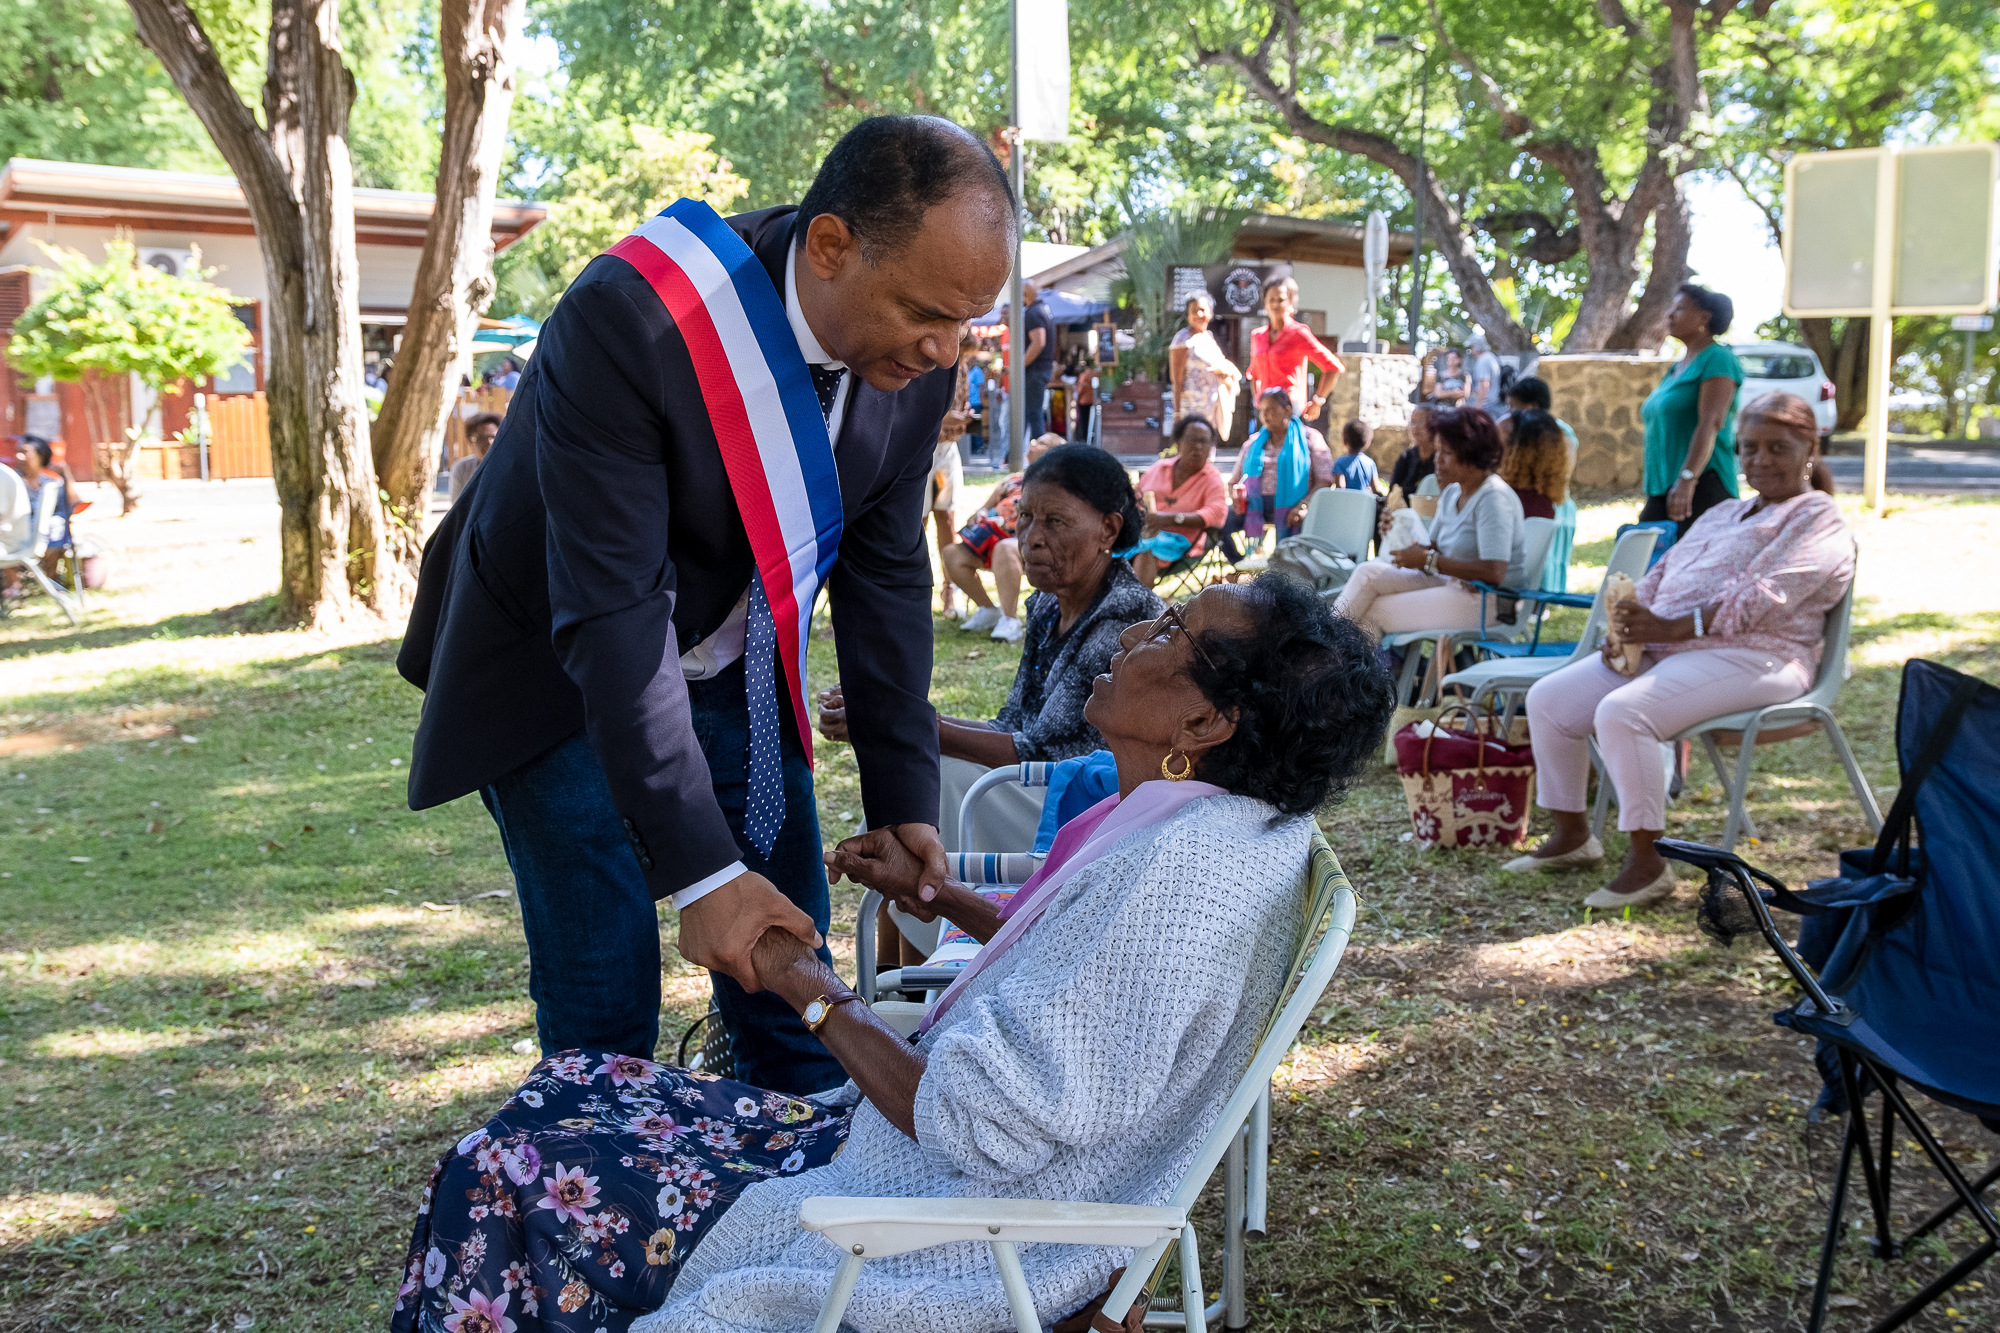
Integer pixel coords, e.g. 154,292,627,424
672,860,746,911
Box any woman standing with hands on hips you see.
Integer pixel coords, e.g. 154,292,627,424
1641,284,1744,534
1249,274,1342,420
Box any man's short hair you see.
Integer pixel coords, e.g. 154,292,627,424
467,413,504,432
796,115,1016,263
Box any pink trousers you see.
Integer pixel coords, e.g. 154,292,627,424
1333,563,1488,640
1523,648,1811,831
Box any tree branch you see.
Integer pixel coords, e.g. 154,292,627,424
1717,152,1784,248
1424,0,1533,138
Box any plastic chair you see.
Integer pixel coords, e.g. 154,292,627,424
1652,658,1999,1333
1439,526,1662,716
807,833,1359,1333
1301,487,1377,561
1587,555,1880,848
1382,516,1560,705
0,481,83,627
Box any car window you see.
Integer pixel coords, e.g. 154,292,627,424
1737,353,1817,380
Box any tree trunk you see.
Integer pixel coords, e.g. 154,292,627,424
128,0,391,630
1801,318,1870,432
370,0,525,569
1606,175,1692,351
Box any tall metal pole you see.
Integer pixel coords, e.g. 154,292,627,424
1963,330,1978,439
1005,0,1027,470
1407,50,1429,351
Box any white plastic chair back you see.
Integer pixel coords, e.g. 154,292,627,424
1565,526,1661,662
1517,517,1558,599
1302,488,1376,561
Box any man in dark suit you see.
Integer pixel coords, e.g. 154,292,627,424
397,116,1016,1093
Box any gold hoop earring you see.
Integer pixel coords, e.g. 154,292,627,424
1161,751,1193,781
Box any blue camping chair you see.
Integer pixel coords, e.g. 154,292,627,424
1656,658,1999,1333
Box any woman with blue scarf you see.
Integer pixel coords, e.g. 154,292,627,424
1219,387,1335,563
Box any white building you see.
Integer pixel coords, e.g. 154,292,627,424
0,158,544,479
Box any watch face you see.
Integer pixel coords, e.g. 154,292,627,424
804,1000,826,1026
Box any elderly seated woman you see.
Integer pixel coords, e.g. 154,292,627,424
390,576,1393,1333
1511,392,1855,910
823,444,1163,855
1333,406,1528,640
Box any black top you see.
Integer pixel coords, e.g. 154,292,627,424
1023,299,1056,370
397,206,950,900
1388,445,1436,496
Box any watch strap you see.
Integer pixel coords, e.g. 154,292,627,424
803,992,858,1033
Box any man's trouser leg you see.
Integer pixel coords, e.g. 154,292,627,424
481,732,664,1060
687,664,844,1096
1024,364,1053,439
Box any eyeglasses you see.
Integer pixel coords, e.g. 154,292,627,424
1148,600,1218,672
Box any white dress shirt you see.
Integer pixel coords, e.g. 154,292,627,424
673,244,850,910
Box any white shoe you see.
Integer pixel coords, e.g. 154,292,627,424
1583,865,1678,911
1501,836,1605,874
991,615,1025,644
960,606,1000,633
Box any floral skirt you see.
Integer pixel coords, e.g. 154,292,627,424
390,1051,853,1333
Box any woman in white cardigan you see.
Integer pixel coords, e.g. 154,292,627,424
390,576,1392,1333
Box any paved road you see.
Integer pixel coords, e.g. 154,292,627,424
1823,447,2000,494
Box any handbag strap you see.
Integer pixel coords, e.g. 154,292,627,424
1867,674,1984,875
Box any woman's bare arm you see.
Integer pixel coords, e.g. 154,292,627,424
751,931,926,1140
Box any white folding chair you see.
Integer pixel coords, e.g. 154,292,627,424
1301,487,1377,562
0,482,83,627
1588,553,1882,848
1383,515,1559,705
810,834,1359,1333
1439,525,1661,718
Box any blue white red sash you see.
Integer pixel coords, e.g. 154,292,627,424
606,199,843,762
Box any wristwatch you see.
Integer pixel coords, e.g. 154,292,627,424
1679,468,1697,482
802,993,857,1033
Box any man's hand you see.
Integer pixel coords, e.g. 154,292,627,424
816,685,849,743
824,824,952,918
675,871,821,993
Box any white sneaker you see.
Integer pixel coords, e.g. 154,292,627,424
991,615,1025,644
960,606,1000,633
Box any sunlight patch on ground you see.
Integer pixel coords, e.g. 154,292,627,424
29,1026,221,1060
383,1048,533,1109
1468,922,1679,986
0,1191,122,1243
365,1002,532,1060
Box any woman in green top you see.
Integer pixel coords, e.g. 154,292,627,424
1640,284,1743,534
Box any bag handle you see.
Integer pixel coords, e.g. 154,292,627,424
1866,674,1984,876
1418,702,1491,787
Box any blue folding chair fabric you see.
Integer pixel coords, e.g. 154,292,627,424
1781,658,2000,1123
1030,749,1119,855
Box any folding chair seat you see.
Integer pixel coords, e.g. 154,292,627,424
1656,658,2000,1333
1382,516,1560,705
1440,525,1661,720
812,832,1360,1333
1587,550,1880,847
0,481,84,627
1153,528,1232,600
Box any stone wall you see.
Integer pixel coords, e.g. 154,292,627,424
1324,353,1421,469
1536,354,1669,490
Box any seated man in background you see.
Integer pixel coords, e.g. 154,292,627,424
447,412,503,503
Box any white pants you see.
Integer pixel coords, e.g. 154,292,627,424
1524,648,1811,831
937,754,1047,852
1332,563,1490,640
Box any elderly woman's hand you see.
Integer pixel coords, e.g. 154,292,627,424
1390,542,1432,571
816,685,849,743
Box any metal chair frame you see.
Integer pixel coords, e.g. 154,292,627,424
1382,516,1561,705
1654,839,1999,1333
0,482,83,627
811,835,1358,1333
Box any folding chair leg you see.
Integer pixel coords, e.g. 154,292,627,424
1177,1224,1205,1331
1393,644,1426,708
990,1241,1042,1333
1245,1087,1270,1239
1698,732,1759,849
1839,1057,1899,1261
1806,1086,1862,1333
28,564,82,627
1222,1126,1248,1330
811,1252,866,1333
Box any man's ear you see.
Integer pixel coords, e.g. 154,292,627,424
802,213,859,283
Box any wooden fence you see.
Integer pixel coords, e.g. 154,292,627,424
144,386,514,482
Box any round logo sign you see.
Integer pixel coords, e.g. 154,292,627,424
1222,267,1263,315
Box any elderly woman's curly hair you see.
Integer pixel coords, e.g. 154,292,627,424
1183,574,1394,816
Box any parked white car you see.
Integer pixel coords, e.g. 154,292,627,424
1732,341,1838,441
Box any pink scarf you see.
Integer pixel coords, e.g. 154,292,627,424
918,779,1228,1034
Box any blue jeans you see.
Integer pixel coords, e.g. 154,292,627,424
479,662,842,1095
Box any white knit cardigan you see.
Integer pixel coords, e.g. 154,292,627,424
635,793,1310,1333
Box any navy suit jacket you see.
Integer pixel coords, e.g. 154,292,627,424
397,206,946,900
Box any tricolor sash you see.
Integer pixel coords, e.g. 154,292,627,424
606,199,843,764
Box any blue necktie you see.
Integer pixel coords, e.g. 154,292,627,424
743,363,843,857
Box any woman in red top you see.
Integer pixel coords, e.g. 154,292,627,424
1249,274,1344,422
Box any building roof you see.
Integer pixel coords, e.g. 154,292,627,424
1032,210,1417,299
0,158,546,250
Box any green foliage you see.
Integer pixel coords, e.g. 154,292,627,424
491,125,749,321
1120,205,1248,340
6,240,250,391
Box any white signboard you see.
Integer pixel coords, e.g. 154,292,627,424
1016,0,1070,142
1950,314,1993,332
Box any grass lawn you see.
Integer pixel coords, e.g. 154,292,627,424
2,486,1996,1332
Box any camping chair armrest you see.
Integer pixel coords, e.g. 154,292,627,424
798,1195,1187,1258
1468,581,1553,642
1654,839,1854,1021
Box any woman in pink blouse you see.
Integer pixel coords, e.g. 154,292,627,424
1249,274,1343,420
1513,393,1854,909
1127,414,1230,587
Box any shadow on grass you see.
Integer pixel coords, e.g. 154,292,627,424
0,596,292,661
